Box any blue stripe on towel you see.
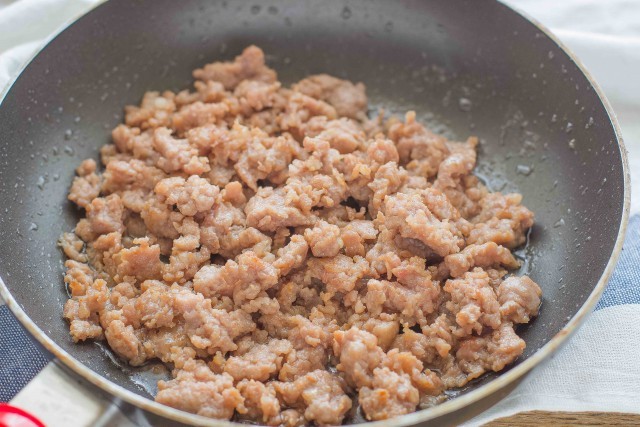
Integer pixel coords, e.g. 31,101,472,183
596,214,640,310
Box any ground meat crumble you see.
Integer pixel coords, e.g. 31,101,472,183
60,45,541,426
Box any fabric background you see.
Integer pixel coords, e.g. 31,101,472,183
0,0,638,425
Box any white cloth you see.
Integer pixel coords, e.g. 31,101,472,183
1,0,639,426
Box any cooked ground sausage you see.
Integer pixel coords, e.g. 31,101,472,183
60,45,540,425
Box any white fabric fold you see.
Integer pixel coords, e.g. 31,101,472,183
0,0,96,55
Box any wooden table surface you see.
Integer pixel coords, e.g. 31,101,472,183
488,411,640,426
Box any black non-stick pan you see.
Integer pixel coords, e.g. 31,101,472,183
0,0,629,426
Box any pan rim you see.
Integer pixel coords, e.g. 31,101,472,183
0,1,631,426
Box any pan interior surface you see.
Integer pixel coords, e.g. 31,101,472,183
0,0,626,425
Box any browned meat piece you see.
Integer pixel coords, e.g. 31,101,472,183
368,257,440,326
469,192,535,248
275,314,337,382
115,237,163,282
154,175,219,216
441,175,488,220
140,194,183,239
294,74,368,119
274,370,352,426
333,328,385,388
367,137,401,167
199,182,272,258
236,380,281,424
381,189,464,257
101,158,166,197
68,319,103,342
234,80,281,112
193,45,277,90
171,101,230,134
392,329,438,365
444,242,520,278
141,325,195,365
308,254,370,295
304,220,343,257
432,138,488,220
444,268,502,337
498,276,542,323
245,186,314,232
125,91,176,130
170,217,201,253
63,273,107,342
234,130,301,191
365,279,437,327
434,138,478,190
302,116,365,153
173,290,256,355
276,409,306,427
127,280,175,329
58,232,87,263
111,125,160,162
453,322,526,385
422,314,456,359
68,159,101,208
341,220,378,257
359,367,419,421
278,346,327,384
316,204,366,227
87,231,123,277
61,45,540,424
362,315,400,351
85,194,125,235
292,138,348,208
193,251,279,304
272,235,308,276
152,127,210,174
336,332,443,420
156,360,244,419
175,80,227,106
388,111,450,178
287,137,348,208
104,317,145,365
225,339,292,381
365,228,405,277
384,349,443,396
278,92,338,139
162,247,210,285
187,123,236,162
162,236,211,284
368,162,408,216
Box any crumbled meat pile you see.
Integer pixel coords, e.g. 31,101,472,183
60,46,542,426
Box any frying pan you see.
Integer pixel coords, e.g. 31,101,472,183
0,0,630,426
